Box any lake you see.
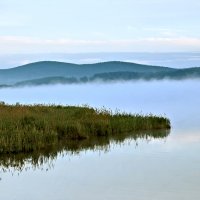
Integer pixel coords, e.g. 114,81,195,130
0,80,200,200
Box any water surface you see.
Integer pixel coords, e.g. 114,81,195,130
0,80,200,200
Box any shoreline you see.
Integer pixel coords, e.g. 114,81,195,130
0,103,170,154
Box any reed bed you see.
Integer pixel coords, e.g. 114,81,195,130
0,103,170,154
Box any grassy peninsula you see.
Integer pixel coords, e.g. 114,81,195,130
0,103,170,154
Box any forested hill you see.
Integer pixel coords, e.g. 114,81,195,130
0,61,199,87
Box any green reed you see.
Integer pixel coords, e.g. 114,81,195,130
0,103,170,154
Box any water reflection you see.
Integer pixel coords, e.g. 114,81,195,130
0,129,170,172
0,80,199,200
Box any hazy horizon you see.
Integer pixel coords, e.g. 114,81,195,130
1,52,200,69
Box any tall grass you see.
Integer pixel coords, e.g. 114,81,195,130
0,103,170,154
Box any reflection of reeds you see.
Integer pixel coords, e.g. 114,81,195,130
0,129,170,172
0,103,170,154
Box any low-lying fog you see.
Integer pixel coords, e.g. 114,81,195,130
1,79,200,133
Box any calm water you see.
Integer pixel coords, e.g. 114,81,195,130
0,80,200,200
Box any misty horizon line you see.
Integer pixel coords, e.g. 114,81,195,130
2,60,200,71
2,60,171,70
0,61,200,89
1,52,200,69
1,51,200,55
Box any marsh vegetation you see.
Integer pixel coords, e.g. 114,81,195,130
0,103,170,154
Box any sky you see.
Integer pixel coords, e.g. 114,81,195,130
0,0,200,54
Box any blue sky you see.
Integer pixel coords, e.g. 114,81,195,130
0,0,200,54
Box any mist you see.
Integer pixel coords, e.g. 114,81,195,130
1,80,200,133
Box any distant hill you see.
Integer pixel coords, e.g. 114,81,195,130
0,61,199,87
0,61,174,84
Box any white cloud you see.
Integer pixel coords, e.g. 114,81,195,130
0,36,200,54
144,27,186,37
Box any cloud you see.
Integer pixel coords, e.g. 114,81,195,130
144,27,186,37
0,36,200,53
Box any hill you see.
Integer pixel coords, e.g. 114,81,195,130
0,61,174,85
0,61,199,87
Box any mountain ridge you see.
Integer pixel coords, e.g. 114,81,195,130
0,61,199,87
